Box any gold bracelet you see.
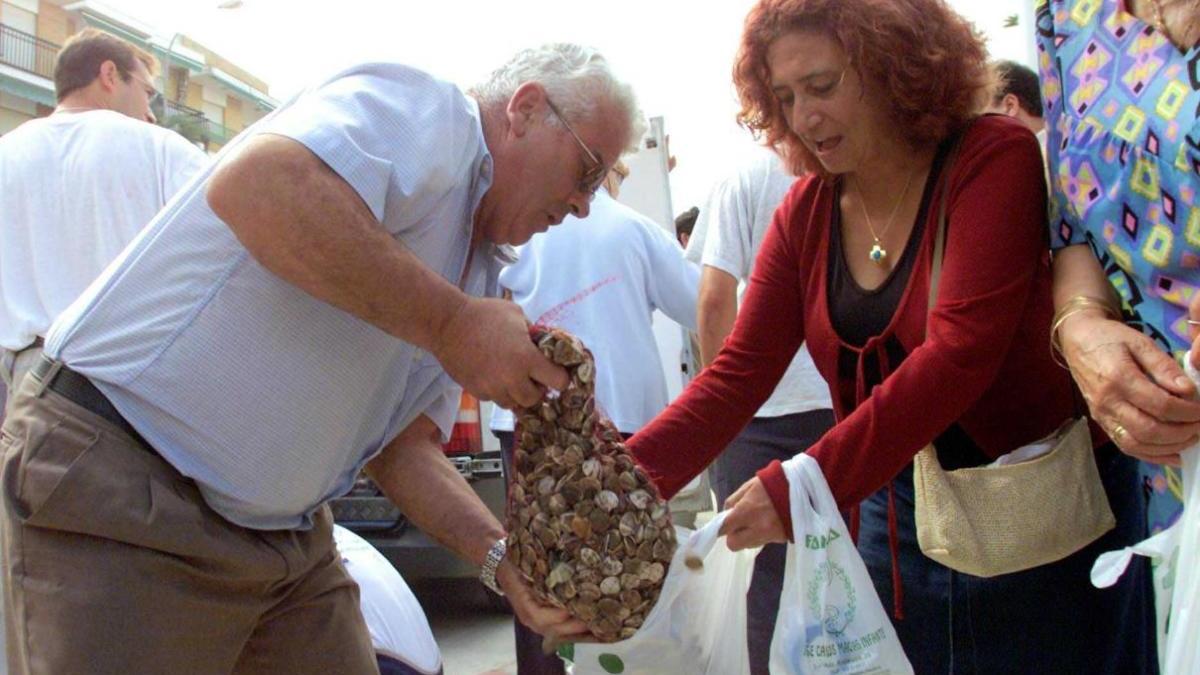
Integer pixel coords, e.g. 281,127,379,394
1050,295,1120,368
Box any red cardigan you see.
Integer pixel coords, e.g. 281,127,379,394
629,116,1082,531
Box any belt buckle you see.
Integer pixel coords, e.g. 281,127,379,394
30,354,62,398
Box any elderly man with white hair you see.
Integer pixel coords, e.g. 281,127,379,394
0,44,643,675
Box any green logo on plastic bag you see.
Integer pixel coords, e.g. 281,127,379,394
805,560,857,636
557,642,575,663
598,653,625,673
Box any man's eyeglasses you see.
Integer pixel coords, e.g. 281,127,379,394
546,97,608,197
130,73,164,109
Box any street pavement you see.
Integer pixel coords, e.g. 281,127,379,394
415,578,520,675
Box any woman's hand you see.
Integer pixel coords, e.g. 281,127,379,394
718,477,788,550
1058,310,1200,465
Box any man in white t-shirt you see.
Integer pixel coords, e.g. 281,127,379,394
492,165,698,673
0,30,206,672
0,28,207,412
687,150,834,675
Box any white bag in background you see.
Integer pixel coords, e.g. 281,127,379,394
1091,372,1199,674
566,511,758,675
771,454,913,675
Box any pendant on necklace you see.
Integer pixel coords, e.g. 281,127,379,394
869,242,888,264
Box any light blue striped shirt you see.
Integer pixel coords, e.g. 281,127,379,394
45,62,500,530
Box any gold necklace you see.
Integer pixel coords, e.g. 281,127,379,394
852,169,916,266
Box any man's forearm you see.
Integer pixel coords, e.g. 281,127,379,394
366,416,504,567
206,133,466,351
697,266,740,367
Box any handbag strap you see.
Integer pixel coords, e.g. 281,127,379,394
918,122,972,466
927,119,975,312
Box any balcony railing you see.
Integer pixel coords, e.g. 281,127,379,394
161,99,232,146
0,23,59,80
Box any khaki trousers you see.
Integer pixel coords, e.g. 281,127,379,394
0,375,379,675
1,345,42,415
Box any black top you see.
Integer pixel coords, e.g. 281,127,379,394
827,143,948,347
826,139,988,469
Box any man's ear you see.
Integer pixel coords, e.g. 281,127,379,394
506,82,546,138
1002,93,1021,117
96,60,121,93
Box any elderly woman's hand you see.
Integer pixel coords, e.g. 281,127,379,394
1058,310,1200,465
718,477,788,551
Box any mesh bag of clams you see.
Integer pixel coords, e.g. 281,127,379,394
506,326,677,642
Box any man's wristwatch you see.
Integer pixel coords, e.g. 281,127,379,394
480,537,507,596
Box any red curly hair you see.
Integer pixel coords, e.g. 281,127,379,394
733,0,992,178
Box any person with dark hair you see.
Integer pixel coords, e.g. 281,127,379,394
692,149,833,674
0,28,197,414
0,27,208,668
674,205,699,247
52,28,159,115
985,60,1044,134
627,0,1155,671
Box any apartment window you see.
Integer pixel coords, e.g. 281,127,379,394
0,2,36,71
202,101,223,127
1,2,35,33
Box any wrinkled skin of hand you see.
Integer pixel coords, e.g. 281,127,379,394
1058,311,1200,465
496,557,593,648
432,297,568,410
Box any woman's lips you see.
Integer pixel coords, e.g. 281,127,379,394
815,136,842,155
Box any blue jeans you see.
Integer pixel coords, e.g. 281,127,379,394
858,444,1157,674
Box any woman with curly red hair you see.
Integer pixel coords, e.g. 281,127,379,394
628,0,1156,671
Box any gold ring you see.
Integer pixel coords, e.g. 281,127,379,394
1110,423,1128,441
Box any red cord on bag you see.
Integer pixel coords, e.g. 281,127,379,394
887,481,904,621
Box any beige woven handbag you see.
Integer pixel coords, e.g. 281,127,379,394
911,133,1115,578
912,418,1114,577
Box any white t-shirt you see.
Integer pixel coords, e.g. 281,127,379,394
333,526,442,674
0,110,208,350
687,151,832,417
491,190,699,434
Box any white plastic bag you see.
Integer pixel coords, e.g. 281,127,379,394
1091,446,1198,675
566,511,758,675
1089,353,1200,675
771,454,913,675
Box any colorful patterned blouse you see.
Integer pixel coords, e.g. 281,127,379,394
1038,0,1195,530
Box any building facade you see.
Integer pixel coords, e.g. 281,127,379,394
0,0,275,150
